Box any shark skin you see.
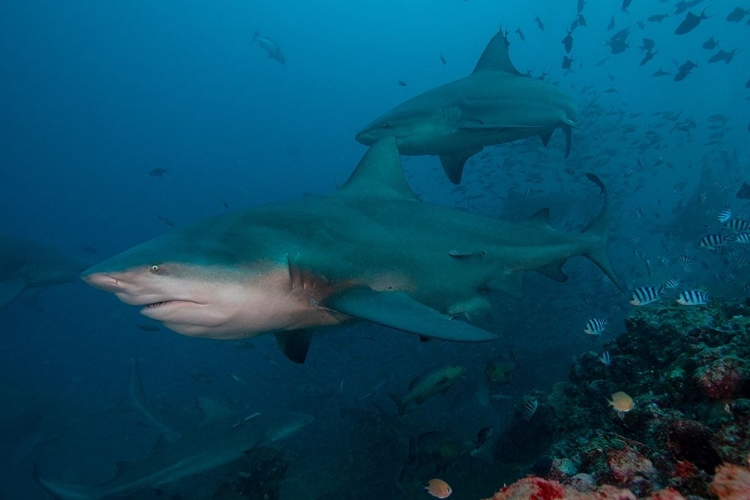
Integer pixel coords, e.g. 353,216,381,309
35,399,313,500
355,32,577,184
0,235,90,308
81,138,621,363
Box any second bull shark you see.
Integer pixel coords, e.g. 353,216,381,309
82,138,620,363
356,31,577,184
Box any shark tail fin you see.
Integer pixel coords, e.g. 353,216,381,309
388,393,408,416
33,463,101,500
581,173,623,292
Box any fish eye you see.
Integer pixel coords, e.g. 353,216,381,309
381,122,391,129
149,265,160,273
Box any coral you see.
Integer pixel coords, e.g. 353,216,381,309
708,461,750,500
606,446,656,484
483,476,637,500
694,356,749,400
665,420,722,472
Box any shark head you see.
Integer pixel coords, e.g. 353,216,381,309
80,222,314,339
355,105,452,154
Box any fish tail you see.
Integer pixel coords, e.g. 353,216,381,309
581,173,624,292
34,463,102,500
388,393,407,416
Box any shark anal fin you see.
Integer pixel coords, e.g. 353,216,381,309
439,149,480,185
327,287,498,342
539,130,553,147
0,278,26,308
536,261,569,282
274,330,313,364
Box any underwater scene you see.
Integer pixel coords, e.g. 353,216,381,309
1,0,750,499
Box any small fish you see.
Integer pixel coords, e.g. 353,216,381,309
515,28,525,41
252,31,285,64
652,68,670,77
621,0,632,14
708,49,737,64
640,51,656,66
640,38,655,52
577,0,586,14
473,426,493,449
562,56,575,70
698,234,725,249
136,323,160,332
599,351,611,366
648,13,669,23
425,479,452,499
702,37,719,50
675,9,711,35
673,181,687,193
609,391,634,413
156,216,175,227
397,80,408,87
726,7,750,23
698,192,707,203
562,32,573,53
534,15,545,31
717,207,732,223
440,52,447,65
522,396,538,420
630,286,663,306
584,318,608,335
663,278,681,289
734,234,750,244
607,16,615,30
149,167,168,177
677,290,709,305
737,182,750,200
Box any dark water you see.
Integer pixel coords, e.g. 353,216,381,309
1,1,748,499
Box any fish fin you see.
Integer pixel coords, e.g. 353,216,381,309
536,260,569,282
274,330,313,364
0,278,26,308
562,123,573,158
582,173,623,292
539,130,553,147
439,150,479,185
326,287,497,341
472,31,522,75
388,393,408,416
196,397,234,423
526,208,552,228
341,137,419,200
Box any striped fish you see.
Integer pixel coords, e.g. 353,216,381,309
717,207,732,223
630,286,663,306
676,290,709,306
737,182,750,200
724,219,750,232
735,234,750,244
662,278,681,289
699,234,724,249
584,318,608,335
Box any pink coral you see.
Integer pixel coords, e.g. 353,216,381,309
709,462,750,500
606,447,656,484
484,477,637,500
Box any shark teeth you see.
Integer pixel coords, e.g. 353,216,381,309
145,301,170,308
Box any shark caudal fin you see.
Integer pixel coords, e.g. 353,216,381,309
582,173,623,292
33,463,102,500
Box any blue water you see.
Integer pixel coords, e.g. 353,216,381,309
1,1,748,498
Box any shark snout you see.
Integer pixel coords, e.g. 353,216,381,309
81,271,124,292
355,130,375,145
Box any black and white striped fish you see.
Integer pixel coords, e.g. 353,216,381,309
584,318,608,335
699,234,725,249
630,286,663,306
717,207,732,223
735,234,750,244
724,219,750,232
663,278,681,289
676,290,709,306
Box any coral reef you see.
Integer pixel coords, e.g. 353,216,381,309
489,298,750,499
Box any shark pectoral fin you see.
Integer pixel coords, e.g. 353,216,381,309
274,330,313,364
327,288,497,342
536,261,569,283
439,149,480,185
0,278,26,308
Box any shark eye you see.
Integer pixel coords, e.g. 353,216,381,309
381,122,391,129
149,265,160,273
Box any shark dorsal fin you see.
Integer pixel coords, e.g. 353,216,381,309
472,32,522,76
196,397,234,422
341,137,419,201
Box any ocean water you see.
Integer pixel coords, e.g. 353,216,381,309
0,0,748,499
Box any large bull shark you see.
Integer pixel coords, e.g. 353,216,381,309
35,398,313,500
0,235,90,308
82,138,621,363
356,32,577,184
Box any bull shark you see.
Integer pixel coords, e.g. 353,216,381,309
35,398,313,500
0,235,90,308
81,138,621,363
356,32,577,184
